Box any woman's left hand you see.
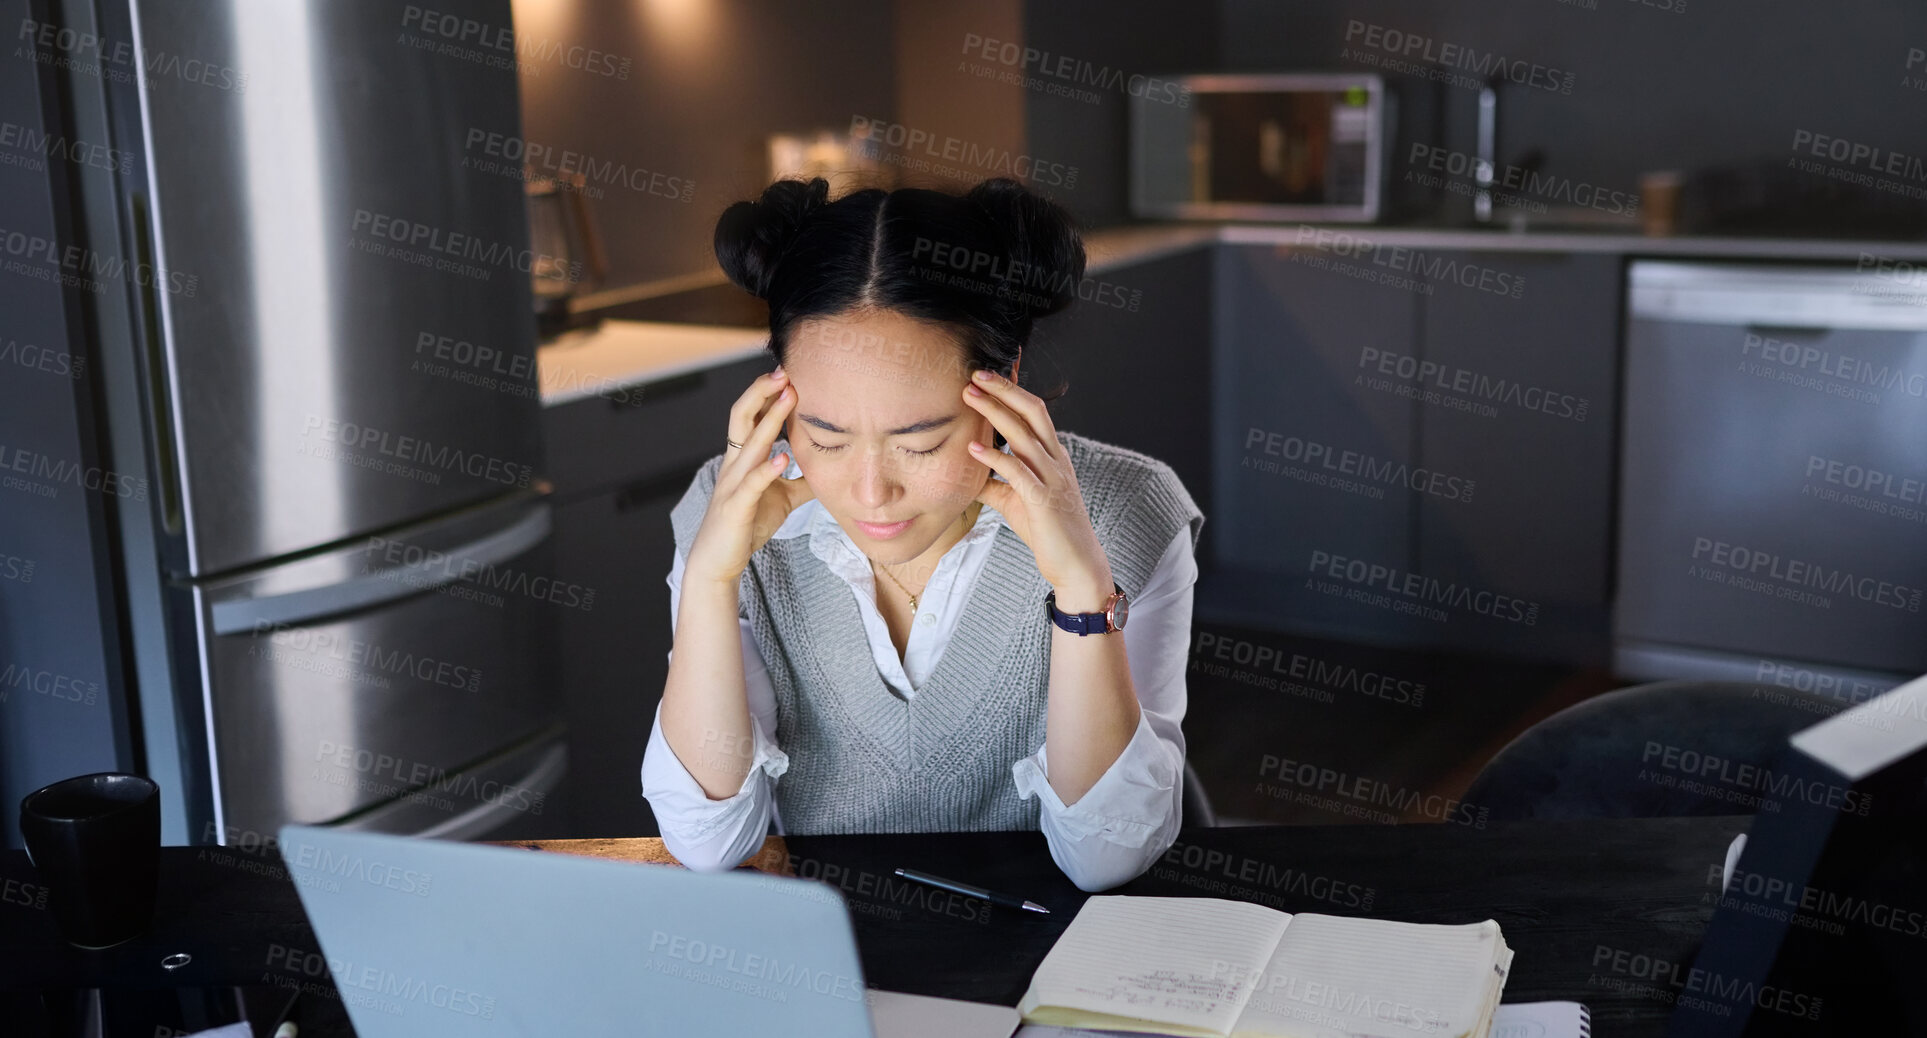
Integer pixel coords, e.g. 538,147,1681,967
961,369,1114,599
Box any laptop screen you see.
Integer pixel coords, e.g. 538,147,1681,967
278,825,880,1037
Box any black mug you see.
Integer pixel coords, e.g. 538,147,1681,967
18,772,162,948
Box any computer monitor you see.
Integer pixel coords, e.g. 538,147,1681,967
1664,672,1927,1037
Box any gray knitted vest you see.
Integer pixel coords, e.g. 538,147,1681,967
667,430,1204,835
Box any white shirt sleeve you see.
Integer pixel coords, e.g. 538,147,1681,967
640,545,790,872
1011,525,1197,892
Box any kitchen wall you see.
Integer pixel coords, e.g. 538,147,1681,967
540,0,1927,298
509,0,900,291
1219,0,1927,225
1019,0,1221,227
511,0,1032,295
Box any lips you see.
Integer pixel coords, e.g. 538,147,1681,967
853,518,914,539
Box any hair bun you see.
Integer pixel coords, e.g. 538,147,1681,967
965,177,1087,319
714,176,832,301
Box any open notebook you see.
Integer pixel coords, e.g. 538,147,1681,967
1018,896,1513,1038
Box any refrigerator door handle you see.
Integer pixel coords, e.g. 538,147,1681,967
411,741,568,841
130,191,188,536
325,735,570,841
209,503,550,635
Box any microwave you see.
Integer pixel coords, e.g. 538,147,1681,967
1130,73,1391,223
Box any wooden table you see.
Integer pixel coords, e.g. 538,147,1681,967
0,816,1748,1037
491,835,792,875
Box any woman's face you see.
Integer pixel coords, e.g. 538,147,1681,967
780,307,999,567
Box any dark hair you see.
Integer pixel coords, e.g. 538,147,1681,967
713,176,1086,433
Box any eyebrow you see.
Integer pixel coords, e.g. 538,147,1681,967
796,412,958,436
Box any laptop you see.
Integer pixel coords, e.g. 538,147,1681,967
277,824,1022,1038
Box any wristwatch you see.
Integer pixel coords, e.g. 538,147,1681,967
1045,582,1129,635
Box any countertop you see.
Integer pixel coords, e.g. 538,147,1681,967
1092,221,1927,268
538,319,765,407
540,222,1927,406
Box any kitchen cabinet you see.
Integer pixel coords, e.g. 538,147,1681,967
548,474,687,838
1413,251,1619,663
1046,246,1216,535
1204,243,1427,645
1202,243,1617,664
542,351,768,838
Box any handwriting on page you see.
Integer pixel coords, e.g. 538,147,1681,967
1071,968,1239,1015
1033,896,1291,1031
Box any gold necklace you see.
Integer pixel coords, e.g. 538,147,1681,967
871,507,973,612
875,561,922,612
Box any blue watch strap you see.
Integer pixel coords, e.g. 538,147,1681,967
1045,583,1121,635
1048,591,1087,634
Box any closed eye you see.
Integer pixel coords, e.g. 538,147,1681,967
806,436,944,457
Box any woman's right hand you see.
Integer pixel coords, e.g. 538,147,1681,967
684,367,815,587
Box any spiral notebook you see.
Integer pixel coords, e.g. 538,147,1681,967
1016,896,1514,1038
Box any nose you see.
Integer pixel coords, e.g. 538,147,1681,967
850,445,903,511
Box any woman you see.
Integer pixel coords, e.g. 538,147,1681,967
640,175,1205,892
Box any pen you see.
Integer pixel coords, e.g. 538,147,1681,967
269,985,300,1037
893,868,1050,914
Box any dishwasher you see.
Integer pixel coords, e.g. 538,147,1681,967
1616,260,1927,702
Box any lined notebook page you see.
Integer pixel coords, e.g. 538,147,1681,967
1232,914,1508,1038
1027,896,1293,1036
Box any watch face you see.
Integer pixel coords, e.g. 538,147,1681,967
1112,592,1129,629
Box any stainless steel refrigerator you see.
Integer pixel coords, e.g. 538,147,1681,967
34,0,566,845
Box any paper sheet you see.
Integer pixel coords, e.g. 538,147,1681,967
1025,897,1292,1035
1232,914,1508,1038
